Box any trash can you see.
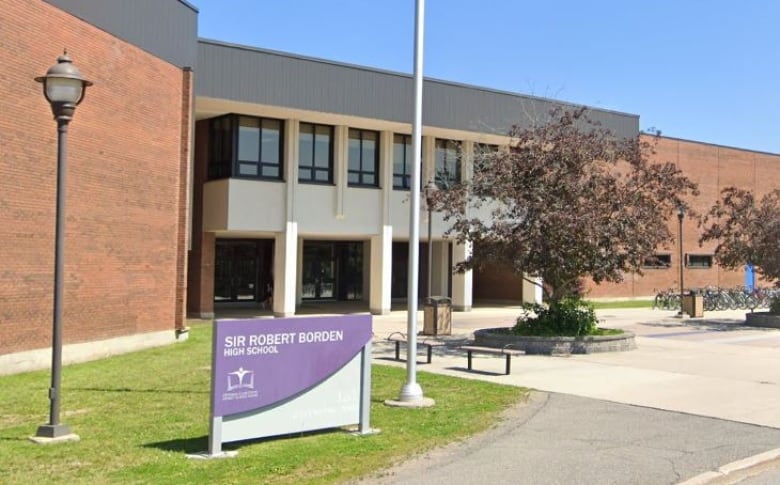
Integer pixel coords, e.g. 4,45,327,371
423,296,452,336
682,294,704,317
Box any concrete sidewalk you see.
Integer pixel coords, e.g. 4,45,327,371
363,306,780,484
370,306,780,429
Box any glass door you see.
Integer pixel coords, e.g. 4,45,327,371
214,240,259,302
302,243,335,299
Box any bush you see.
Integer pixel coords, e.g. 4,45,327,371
512,298,599,337
770,296,780,315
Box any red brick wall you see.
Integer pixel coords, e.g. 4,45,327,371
474,265,523,302
0,0,190,354
585,136,780,299
186,121,215,317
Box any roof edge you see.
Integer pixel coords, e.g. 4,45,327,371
197,38,639,120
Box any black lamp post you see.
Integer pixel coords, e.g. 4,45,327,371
33,52,92,440
424,180,438,300
677,205,685,316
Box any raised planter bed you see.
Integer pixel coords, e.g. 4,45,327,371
473,328,636,355
745,312,780,329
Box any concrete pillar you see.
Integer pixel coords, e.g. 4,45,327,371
452,142,473,311
369,131,395,314
433,241,450,297
273,120,300,317
523,274,543,305
422,135,436,185
369,226,393,314
273,222,298,317
451,241,473,311
333,125,347,218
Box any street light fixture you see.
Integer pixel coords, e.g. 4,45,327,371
677,205,685,317
424,180,438,300
33,52,92,441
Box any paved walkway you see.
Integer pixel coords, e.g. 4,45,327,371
370,306,780,429
364,305,780,484
217,303,780,483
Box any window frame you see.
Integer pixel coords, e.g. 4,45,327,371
434,138,462,188
207,114,285,181
298,122,334,184
347,128,380,188
393,134,412,190
642,253,672,269
236,115,284,180
686,254,714,269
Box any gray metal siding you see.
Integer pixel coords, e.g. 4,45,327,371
44,0,198,68
197,40,639,138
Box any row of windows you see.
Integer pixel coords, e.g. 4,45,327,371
208,114,499,189
643,254,714,269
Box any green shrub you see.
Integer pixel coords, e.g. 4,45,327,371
770,296,780,315
512,297,599,337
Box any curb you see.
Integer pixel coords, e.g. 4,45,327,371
679,448,780,484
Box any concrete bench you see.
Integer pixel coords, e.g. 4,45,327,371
387,332,445,364
460,345,524,375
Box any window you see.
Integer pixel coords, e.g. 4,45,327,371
473,143,498,176
208,116,233,179
237,116,283,179
299,122,333,183
348,129,379,187
643,254,672,269
393,134,412,189
435,139,461,188
207,114,284,180
686,254,713,268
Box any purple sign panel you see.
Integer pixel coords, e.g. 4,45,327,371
211,314,372,417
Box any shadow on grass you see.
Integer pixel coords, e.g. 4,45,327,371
145,427,347,454
144,435,210,454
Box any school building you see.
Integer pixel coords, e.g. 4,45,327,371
2,0,779,372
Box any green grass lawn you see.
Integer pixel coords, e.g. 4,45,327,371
587,299,654,309
0,321,527,484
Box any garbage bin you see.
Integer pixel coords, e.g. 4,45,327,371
682,294,704,317
423,296,452,336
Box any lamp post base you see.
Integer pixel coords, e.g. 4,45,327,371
30,424,79,444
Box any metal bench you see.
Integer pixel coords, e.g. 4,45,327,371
460,345,524,375
386,332,445,364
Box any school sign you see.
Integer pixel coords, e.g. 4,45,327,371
207,315,373,455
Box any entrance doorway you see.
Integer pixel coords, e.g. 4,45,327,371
302,241,363,301
214,239,273,303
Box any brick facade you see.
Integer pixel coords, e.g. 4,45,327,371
186,121,215,318
585,135,780,299
0,0,190,355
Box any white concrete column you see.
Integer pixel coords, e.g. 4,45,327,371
334,125,348,218
523,274,543,305
461,140,474,184
285,119,299,220
369,131,395,314
451,241,473,311
273,222,298,317
380,131,393,220
422,135,436,185
451,141,473,311
296,237,304,305
369,225,393,314
432,241,449,297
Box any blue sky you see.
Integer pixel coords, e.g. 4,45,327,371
194,1,780,154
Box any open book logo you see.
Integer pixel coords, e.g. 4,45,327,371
227,367,255,391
